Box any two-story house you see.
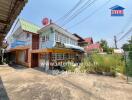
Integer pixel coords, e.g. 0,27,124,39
6,19,84,70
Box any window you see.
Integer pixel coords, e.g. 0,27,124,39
70,39,72,44
63,36,66,43
52,53,56,60
64,54,68,59
55,33,57,42
68,54,74,59
42,34,49,42
46,34,49,41
26,33,30,38
42,36,45,42
66,37,69,43
57,34,60,42
52,53,64,60
55,33,60,42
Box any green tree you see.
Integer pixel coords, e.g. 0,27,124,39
99,39,109,52
122,36,132,51
122,36,132,61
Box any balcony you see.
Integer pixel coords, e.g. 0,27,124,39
10,40,31,48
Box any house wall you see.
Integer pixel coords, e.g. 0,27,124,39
13,31,32,46
37,26,83,69
6,27,23,50
39,26,79,50
39,29,54,49
38,54,49,71
54,31,78,46
18,51,25,63
15,50,29,67
7,28,32,50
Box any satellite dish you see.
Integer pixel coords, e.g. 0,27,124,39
42,18,49,25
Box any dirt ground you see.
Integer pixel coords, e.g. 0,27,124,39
0,65,132,100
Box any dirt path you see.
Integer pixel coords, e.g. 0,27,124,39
0,65,132,100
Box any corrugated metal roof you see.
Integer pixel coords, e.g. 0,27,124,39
64,43,84,51
0,0,28,46
84,37,93,44
19,19,41,34
85,43,101,51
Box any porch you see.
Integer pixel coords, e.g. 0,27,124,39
6,46,30,67
31,48,84,70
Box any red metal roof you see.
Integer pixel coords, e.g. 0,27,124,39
84,37,93,44
85,43,101,51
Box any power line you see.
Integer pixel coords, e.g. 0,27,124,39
67,0,111,29
55,0,85,23
114,13,132,48
61,0,97,27
116,14,132,36
117,27,132,42
52,0,94,31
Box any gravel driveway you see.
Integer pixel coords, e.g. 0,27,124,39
0,65,132,100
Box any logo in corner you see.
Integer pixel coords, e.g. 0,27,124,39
110,5,125,16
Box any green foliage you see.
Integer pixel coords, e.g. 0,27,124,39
122,36,132,51
98,39,113,54
64,62,76,72
122,44,132,51
128,51,132,60
80,54,125,75
99,39,109,52
126,51,132,77
80,57,94,73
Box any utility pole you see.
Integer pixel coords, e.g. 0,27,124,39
114,36,117,49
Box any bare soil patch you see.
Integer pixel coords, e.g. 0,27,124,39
0,65,132,100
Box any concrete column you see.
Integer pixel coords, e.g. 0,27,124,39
49,52,52,70
28,51,32,68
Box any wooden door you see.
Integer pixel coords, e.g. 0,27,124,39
31,53,38,67
32,34,39,50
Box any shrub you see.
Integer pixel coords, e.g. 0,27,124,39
128,51,132,60
80,54,125,75
64,62,76,72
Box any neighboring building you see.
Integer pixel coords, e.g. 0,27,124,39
72,33,87,47
6,19,84,69
84,43,103,53
84,38,103,53
84,37,93,45
113,49,124,54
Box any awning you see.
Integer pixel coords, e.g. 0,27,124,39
31,48,76,54
64,43,84,51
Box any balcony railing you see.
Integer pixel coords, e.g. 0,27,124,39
10,40,31,48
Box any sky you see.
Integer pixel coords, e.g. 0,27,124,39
7,0,132,48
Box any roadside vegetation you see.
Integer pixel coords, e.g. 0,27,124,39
122,36,132,77
80,54,125,76
65,54,125,76
65,38,126,76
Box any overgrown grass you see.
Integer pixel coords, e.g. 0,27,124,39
80,54,125,76
126,51,132,77
64,62,76,72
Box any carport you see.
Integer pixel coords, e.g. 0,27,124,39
0,0,28,64
0,0,28,43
